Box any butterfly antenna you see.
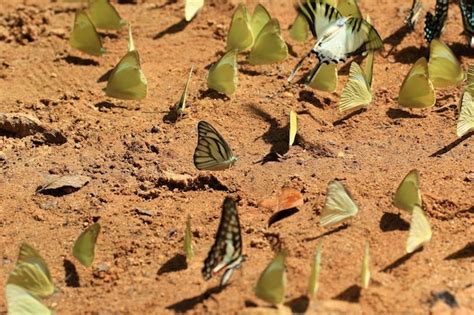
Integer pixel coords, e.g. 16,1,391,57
288,50,312,82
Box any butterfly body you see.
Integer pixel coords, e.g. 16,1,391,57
202,197,245,286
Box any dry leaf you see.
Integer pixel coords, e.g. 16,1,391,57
0,113,45,137
258,188,303,212
37,175,91,195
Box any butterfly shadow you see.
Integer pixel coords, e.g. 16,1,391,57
63,259,80,288
298,90,326,109
382,24,412,57
166,285,225,312
380,248,422,273
162,109,179,123
97,68,113,83
429,131,473,157
386,108,425,119
97,32,119,40
444,242,474,260
430,290,460,309
268,208,300,227
199,89,229,101
339,55,364,76
334,284,361,303
153,18,189,40
379,212,410,232
449,42,474,58
63,55,99,66
391,45,427,64
285,295,310,313
157,254,187,275
333,108,367,126
94,101,128,110
303,224,349,242
247,104,289,164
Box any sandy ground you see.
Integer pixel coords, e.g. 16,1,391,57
0,0,473,314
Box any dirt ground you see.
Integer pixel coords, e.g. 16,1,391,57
0,0,473,314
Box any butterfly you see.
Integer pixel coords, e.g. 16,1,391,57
87,0,126,30
308,242,322,297
6,284,52,315
289,111,298,147
174,66,194,119
459,0,474,47
360,241,370,289
185,0,204,21
72,222,101,267
338,61,372,112
7,243,55,298
289,12,310,42
307,63,338,92
207,49,238,96
427,39,464,88
69,10,105,56
406,205,432,253
424,0,448,43
320,180,359,227
183,215,193,262
226,3,254,52
393,169,422,213
398,57,436,108
202,196,245,286
255,251,287,305
406,0,423,30
104,25,147,100
193,121,237,171
289,0,382,82
247,18,288,65
457,91,474,137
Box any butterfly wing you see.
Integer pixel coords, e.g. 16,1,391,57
361,242,370,289
248,19,288,65
250,4,272,38
307,63,338,92
339,61,372,112
424,0,448,43
72,222,101,267
320,180,359,227
406,205,432,253
255,251,287,305
175,66,194,118
7,243,55,298
185,0,204,21
69,11,105,56
289,13,310,42
194,121,237,171
299,0,342,38
457,91,474,137
337,0,362,18
202,197,244,286
308,243,322,297
398,57,436,108
207,49,238,96
428,39,464,88
226,4,254,52
88,0,126,30
459,0,474,46
6,284,52,315
406,0,423,30
289,111,298,147
393,169,422,213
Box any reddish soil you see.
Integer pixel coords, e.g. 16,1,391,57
0,0,473,314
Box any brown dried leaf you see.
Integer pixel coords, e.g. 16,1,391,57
258,188,303,212
0,112,45,137
37,175,91,195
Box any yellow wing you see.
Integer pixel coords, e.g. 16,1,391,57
428,39,464,88
87,0,126,30
185,0,204,21
248,19,288,65
308,243,322,297
398,57,436,108
6,284,52,315
457,91,474,137
207,49,238,96
360,241,370,289
339,62,372,112
226,4,253,52
307,63,338,92
289,13,310,42
255,252,287,306
72,222,101,267
393,169,422,213
320,180,359,227
289,110,298,147
69,10,105,56
337,0,362,18
250,4,271,38
406,205,432,253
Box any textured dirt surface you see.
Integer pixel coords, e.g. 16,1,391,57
0,0,473,314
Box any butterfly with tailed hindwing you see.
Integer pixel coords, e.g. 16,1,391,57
202,196,245,286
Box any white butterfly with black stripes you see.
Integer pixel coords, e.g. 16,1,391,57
193,121,237,171
202,196,245,286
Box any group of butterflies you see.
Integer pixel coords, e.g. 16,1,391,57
5,223,101,314
197,167,431,305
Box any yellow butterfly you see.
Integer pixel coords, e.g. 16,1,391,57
457,91,474,137
255,251,287,306
428,39,464,88
184,214,193,262
406,205,432,253
393,169,422,213
362,50,374,87
360,241,370,289
308,242,322,298
226,3,254,52
185,0,204,21
320,180,359,227
69,10,105,56
337,0,362,18
248,19,288,65
104,25,147,100
7,243,55,298
289,110,298,147
87,0,126,30
307,63,338,92
289,13,310,42
174,66,194,119
339,62,372,112
250,4,271,39
207,49,238,96
398,57,436,108
6,284,52,315
72,222,101,267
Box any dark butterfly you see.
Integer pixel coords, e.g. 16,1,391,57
202,196,245,286
405,0,423,30
459,0,474,47
424,0,448,43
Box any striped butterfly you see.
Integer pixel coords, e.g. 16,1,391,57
193,121,237,171
202,196,245,286
406,0,423,30
424,0,448,43
289,0,382,82
459,0,474,47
